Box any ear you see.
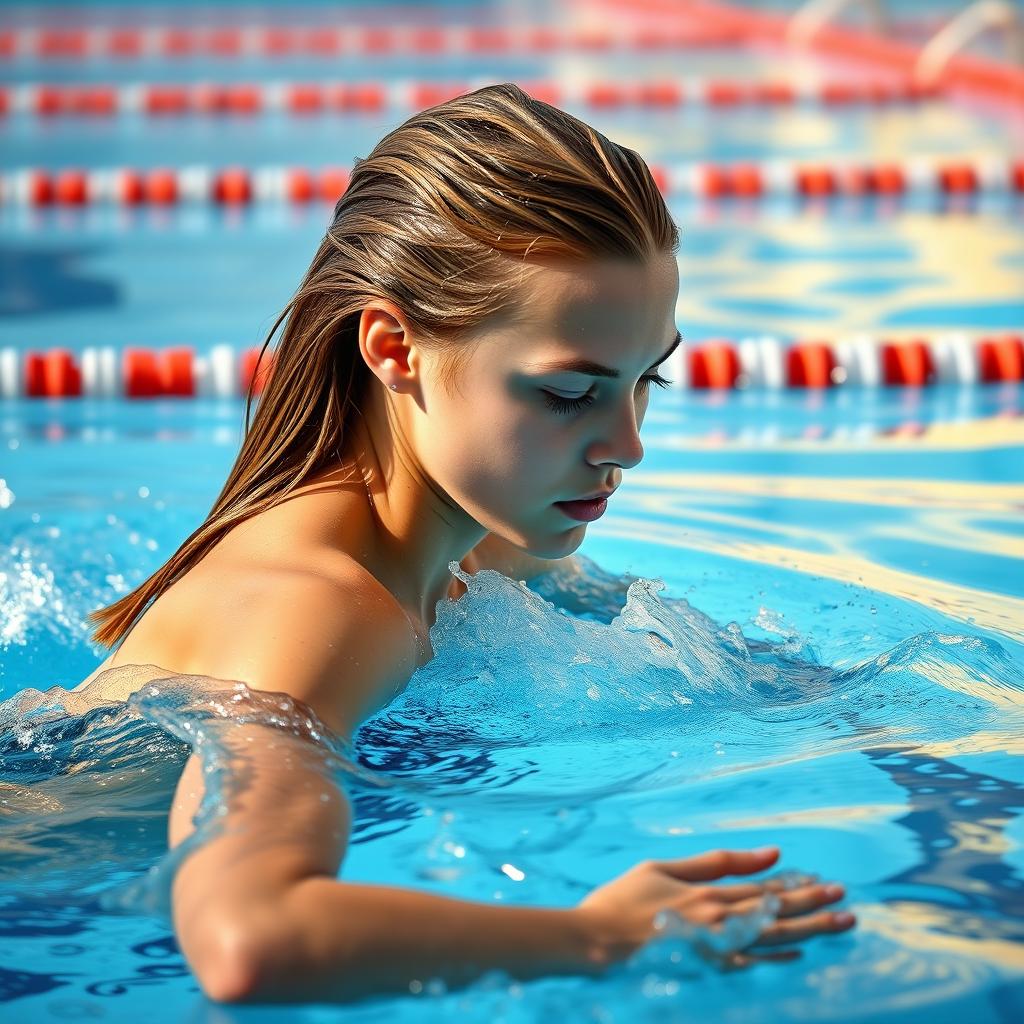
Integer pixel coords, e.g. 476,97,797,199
357,303,417,392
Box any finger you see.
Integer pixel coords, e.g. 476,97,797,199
710,882,766,902
720,894,782,919
775,883,846,919
752,909,856,947
653,846,780,883
708,876,835,909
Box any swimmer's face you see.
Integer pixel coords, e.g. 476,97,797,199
415,254,680,557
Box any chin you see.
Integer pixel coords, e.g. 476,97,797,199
484,514,585,560
529,526,586,559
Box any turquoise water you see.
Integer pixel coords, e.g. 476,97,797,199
1,386,1022,1021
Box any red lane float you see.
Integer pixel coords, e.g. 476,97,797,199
155,170,183,203
25,349,82,397
123,349,162,397
53,169,89,204
3,336,1021,399
689,340,741,388
2,159,1020,206
214,168,252,204
979,335,1024,383
787,341,838,388
0,77,944,118
239,349,273,397
881,339,935,386
161,347,196,396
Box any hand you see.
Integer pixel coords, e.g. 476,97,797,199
574,846,855,973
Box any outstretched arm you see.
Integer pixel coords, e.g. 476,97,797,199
170,724,597,1004
176,722,852,1006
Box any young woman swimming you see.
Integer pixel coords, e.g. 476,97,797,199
77,82,856,1005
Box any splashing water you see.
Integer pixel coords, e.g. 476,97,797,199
2,557,1023,1019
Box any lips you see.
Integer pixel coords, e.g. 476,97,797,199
553,494,612,522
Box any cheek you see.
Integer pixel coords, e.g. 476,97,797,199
470,410,541,481
454,398,571,495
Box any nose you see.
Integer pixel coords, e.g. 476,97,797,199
586,398,645,471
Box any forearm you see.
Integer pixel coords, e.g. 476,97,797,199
241,878,604,1004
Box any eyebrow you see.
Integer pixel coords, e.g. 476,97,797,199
529,329,683,379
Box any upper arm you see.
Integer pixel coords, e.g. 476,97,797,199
170,721,351,997
165,569,416,994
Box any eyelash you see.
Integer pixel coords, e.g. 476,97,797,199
542,372,673,415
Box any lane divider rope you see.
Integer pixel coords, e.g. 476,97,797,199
0,77,945,117
2,157,1021,206
2,335,1020,399
0,24,745,60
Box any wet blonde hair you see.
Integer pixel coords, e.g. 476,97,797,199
89,81,679,648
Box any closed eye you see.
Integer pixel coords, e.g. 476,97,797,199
542,371,673,415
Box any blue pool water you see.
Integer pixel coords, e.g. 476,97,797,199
2,385,1023,1022
2,1,1024,1020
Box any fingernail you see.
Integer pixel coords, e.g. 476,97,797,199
834,911,855,926
824,884,844,899
753,845,778,856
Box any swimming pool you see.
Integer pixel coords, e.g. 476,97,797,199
2,1,1023,1021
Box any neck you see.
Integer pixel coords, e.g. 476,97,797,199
339,380,487,629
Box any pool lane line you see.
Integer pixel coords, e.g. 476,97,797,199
2,158,1021,207
0,77,946,118
0,23,744,62
2,336,1021,400
681,336,1024,390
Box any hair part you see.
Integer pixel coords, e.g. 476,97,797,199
88,81,679,649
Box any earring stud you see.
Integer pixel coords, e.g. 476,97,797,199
389,383,398,391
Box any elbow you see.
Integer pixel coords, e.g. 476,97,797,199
192,924,266,1005
192,925,262,1003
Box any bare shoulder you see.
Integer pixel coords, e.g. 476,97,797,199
81,557,419,740
187,559,420,738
